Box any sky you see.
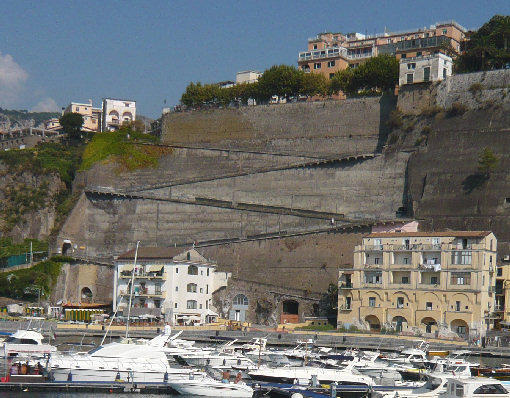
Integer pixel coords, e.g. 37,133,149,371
0,0,509,118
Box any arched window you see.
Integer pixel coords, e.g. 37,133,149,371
187,283,197,293
233,294,249,306
81,287,93,303
188,265,198,275
187,300,197,309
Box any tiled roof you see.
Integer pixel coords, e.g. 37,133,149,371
365,231,492,238
117,247,190,260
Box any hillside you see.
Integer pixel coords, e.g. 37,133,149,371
0,108,59,130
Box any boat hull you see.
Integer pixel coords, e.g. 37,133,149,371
170,380,253,397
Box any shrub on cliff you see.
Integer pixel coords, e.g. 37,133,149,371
478,147,499,176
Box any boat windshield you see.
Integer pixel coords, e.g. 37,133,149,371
87,346,104,355
473,384,508,394
4,337,38,345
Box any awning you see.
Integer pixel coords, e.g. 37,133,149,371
205,309,218,316
148,265,164,272
120,264,134,272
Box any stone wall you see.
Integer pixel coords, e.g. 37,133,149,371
162,96,394,157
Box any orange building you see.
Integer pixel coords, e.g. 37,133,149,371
298,20,467,79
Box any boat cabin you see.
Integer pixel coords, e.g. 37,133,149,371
442,378,509,397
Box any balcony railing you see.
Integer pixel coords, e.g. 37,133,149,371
298,47,348,62
339,282,353,289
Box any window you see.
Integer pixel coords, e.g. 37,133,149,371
442,29,447,35
369,297,376,307
452,251,472,265
187,283,197,293
154,300,161,308
187,300,197,309
401,53,407,59
407,63,416,70
403,257,409,264
188,265,198,275
426,302,433,310
455,301,461,311
451,273,470,285
397,297,404,309
199,304,202,309
314,62,321,69
233,294,249,306
423,66,431,82
443,68,447,79
186,252,191,260
207,268,210,276
327,60,335,67
155,283,161,294
374,257,381,264
345,297,352,309
175,286,178,292
473,384,509,394
431,276,438,285
407,73,414,84
497,267,503,277
329,73,335,79
364,271,382,284
76,107,80,111
401,276,409,284
174,303,178,308
206,284,209,294
416,51,422,57
313,44,318,50
200,288,203,293
176,268,178,274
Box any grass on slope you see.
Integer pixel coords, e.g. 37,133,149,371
0,256,70,301
80,128,171,172
0,238,48,258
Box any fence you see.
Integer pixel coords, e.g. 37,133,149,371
0,251,48,268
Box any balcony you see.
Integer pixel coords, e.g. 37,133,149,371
495,305,504,312
339,282,353,289
364,245,383,251
419,263,441,271
364,263,382,269
298,47,347,62
339,305,352,311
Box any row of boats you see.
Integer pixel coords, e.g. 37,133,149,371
1,328,510,397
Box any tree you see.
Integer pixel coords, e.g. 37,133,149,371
478,147,499,176
456,15,510,72
299,72,328,97
256,64,301,101
330,68,356,95
355,54,399,92
59,112,84,140
318,283,338,323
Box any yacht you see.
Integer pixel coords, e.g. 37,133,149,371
169,373,254,397
48,342,192,383
0,329,56,358
248,362,374,386
178,340,256,370
439,377,510,398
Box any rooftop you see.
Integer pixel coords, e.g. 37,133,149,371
365,231,492,239
117,247,190,260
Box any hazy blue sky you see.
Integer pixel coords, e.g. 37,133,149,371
1,0,508,117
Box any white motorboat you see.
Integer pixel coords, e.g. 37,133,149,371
248,363,373,386
1,329,56,358
178,340,256,370
48,342,191,383
169,374,253,397
439,377,509,398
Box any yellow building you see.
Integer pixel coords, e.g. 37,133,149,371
64,100,102,132
338,231,497,340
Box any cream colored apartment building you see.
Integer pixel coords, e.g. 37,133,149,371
64,100,102,132
338,231,497,340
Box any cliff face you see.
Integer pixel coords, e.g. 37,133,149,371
54,69,510,295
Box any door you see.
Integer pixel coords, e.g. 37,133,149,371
234,310,241,321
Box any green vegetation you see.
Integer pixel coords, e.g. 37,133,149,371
59,112,84,140
0,257,68,301
446,102,468,117
0,238,47,258
469,82,484,95
296,323,336,331
421,105,443,117
80,126,168,172
0,143,83,232
456,15,510,72
180,55,398,107
478,147,499,176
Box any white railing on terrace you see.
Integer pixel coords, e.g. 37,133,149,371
298,47,348,61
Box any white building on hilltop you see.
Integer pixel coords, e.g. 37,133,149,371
102,98,136,132
113,247,230,325
399,53,452,86
236,70,262,84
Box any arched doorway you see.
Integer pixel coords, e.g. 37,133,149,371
230,294,249,322
281,300,299,324
392,316,408,333
421,317,437,334
451,319,469,339
62,240,72,255
365,315,381,332
81,287,93,303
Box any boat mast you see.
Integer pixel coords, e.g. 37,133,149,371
125,241,140,339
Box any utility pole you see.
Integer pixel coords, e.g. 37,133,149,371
126,241,140,339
